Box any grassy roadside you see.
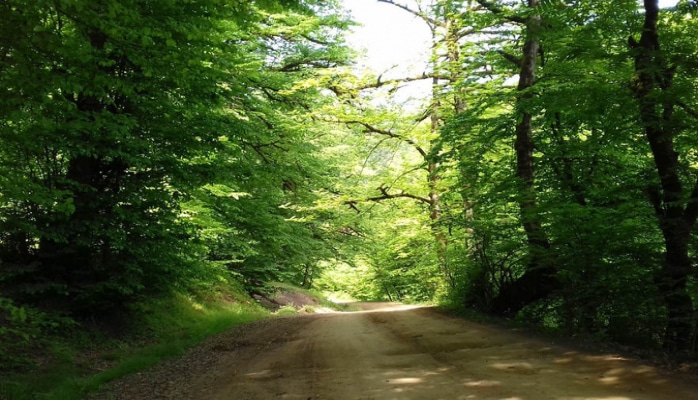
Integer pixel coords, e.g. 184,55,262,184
0,282,270,400
0,282,352,400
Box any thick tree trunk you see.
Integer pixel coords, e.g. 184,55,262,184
661,228,694,351
630,0,696,352
36,26,131,314
38,153,126,296
490,0,558,316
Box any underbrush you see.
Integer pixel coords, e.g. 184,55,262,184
0,281,269,400
437,299,698,375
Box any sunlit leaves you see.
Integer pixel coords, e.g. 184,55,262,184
0,0,354,317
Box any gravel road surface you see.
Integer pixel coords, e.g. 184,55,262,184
93,303,698,399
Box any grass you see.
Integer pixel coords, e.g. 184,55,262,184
0,283,270,400
0,282,351,400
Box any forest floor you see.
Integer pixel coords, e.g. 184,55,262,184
91,303,698,400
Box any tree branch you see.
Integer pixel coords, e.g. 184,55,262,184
301,34,330,46
344,184,432,212
497,50,522,68
330,72,450,96
376,0,443,28
276,59,336,72
474,0,526,24
341,119,428,159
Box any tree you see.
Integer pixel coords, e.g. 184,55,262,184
185,3,354,288
0,0,352,317
628,0,698,351
327,0,485,289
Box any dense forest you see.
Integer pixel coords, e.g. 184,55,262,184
2,0,698,382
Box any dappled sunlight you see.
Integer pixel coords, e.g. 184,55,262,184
355,363,649,399
244,369,279,380
202,306,697,400
387,377,424,384
599,375,621,384
566,398,633,400
338,307,680,399
464,379,502,387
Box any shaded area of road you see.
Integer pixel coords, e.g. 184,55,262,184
96,303,698,400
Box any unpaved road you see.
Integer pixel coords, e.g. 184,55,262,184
95,303,698,399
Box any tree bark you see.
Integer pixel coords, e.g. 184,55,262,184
490,0,558,316
630,0,696,352
36,26,129,314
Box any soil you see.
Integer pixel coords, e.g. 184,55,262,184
251,289,325,311
92,303,698,400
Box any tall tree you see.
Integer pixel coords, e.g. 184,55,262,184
0,0,350,317
458,0,556,315
629,0,697,351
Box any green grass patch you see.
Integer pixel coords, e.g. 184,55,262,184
0,282,269,400
0,282,354,399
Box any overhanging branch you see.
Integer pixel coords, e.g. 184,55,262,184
344,184,432,213
330,73,450,96
340,119,428,159
377,0,443,28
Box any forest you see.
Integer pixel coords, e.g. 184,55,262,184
1,0,698,392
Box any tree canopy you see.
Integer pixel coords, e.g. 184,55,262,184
2,0,698,368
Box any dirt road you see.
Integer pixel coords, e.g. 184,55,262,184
95,303,698,399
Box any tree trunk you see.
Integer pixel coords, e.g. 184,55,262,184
301,264,314,289
36,25,131,314
490,0,558,316
630,0,696,352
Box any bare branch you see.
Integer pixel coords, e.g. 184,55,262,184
345,201,362,213
276,59,336,72
301,34,330,46
342,119,428,159
344,184,432,212
377,0,443,28
331,73,451,96
368,185,432,204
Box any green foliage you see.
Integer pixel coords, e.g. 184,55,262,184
0,297,77,371
1,0,349,300
0,298,44,370
0,280,268,400
429,0,698,350
0,0,357,381
3,0,698,388
315,260,384,301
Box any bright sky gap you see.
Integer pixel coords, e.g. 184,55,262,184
344,0,681,75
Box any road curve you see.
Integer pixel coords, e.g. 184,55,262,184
95,303,698,400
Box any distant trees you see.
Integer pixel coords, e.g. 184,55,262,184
335,0,698,353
